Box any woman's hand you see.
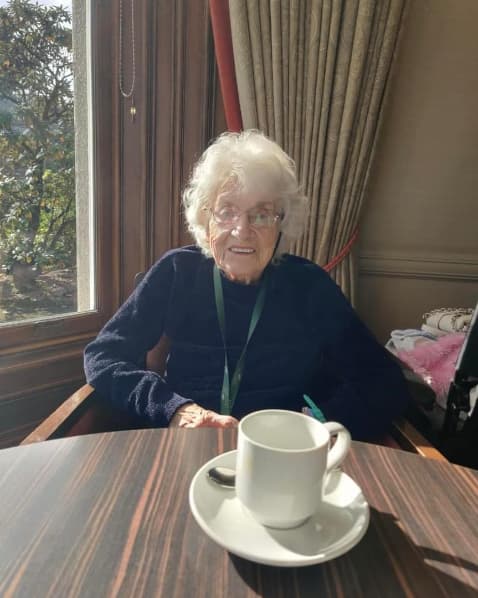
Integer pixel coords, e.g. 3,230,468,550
170,403,238,428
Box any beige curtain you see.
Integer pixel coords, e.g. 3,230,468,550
229,0,407,301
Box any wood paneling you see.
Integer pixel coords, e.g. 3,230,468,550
152,0,221,260
121,0,221,300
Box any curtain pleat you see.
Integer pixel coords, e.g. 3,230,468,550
228,0,406,300
228,2,256,127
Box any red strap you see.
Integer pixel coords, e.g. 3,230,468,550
323,227,359,272
209,0,243,132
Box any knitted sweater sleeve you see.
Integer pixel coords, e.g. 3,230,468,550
312,277,410,441
83,252,191,426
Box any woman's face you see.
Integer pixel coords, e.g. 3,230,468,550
208,191,281,284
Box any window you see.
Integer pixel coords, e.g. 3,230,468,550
0,0,94,327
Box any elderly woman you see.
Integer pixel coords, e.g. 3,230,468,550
84,130,409,439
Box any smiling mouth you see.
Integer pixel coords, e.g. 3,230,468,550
229,247,255,255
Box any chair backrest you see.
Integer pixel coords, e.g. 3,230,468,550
133,271,171,375
146,334,171,375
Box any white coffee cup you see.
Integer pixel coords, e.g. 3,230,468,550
236,409,351,529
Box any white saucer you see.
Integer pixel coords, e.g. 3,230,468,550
189,450,370,567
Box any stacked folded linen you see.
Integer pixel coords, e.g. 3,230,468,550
422,307,473,336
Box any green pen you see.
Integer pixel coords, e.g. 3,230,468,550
303,394,327,423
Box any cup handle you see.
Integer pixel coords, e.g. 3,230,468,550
324,422,351,472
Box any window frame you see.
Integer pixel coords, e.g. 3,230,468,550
0,0,120,354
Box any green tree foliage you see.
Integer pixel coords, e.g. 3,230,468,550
0,0,75,276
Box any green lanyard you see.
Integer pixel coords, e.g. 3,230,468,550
213,265,268,415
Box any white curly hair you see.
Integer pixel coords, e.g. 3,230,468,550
182,130,308,257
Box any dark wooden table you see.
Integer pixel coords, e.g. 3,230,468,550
0,429,477,597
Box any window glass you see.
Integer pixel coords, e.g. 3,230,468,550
0,0,94,325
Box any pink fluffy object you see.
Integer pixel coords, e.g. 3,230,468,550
397,333,466,399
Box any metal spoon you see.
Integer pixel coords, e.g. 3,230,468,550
207,466,236,489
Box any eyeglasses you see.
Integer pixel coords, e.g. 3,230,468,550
211,206,282,229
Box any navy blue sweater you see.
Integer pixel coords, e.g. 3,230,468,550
84,246,409,440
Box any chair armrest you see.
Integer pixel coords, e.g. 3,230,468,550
23,383,447,462
391,417,447,461
21,384,98,445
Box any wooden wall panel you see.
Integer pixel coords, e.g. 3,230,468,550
118,0,150,299
152,0,220,263
118,0,220,300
